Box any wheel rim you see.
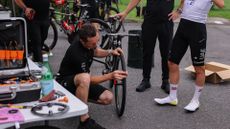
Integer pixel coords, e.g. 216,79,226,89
114,54,126,117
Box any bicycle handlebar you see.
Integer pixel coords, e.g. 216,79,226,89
108,16,120,21
106,33,140,37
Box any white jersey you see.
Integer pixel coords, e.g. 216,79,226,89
181,0,213,24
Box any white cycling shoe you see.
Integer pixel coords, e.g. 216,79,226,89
154,96,178,106
184,100,200,112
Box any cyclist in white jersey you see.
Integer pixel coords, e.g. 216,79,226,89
154,0,224,112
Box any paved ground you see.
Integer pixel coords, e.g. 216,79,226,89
17,19,230,129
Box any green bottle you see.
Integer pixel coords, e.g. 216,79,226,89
40,54,54,96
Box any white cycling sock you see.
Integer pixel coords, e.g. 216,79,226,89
169,83,178,100
192,84,204,101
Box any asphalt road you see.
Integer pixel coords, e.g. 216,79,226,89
18,21,230,129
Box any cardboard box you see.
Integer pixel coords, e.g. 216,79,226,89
185,62,230,84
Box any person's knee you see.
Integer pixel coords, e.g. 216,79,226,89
74,73,90,88
99,90,113,105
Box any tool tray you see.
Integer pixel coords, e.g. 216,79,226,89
0,17,41,104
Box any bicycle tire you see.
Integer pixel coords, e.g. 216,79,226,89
87,18,112,49
104,7,122,33
44,20,58,51
112,53,126,117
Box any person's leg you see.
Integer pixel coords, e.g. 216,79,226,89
74,74,107,129
73,73,91,121
184,23,207,111
154,20,189,105
97,90,113,104
184,66,205,111
136,20,157,92
158,21,174,94
59,75,108,129
88,84,113,105
26,20,33,56
29,21,43,62
154,61,179,105
142,21,157,80
83,0,99,18
40,20,50,51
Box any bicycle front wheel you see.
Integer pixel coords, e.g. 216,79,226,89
44,20,58,51
112,53,126,117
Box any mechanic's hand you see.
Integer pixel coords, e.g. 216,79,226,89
168,10,180,21
25,8,35,20
110,70,128,80
114,11,128,22
111,48,123,56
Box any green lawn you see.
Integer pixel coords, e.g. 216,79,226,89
117,0,230,21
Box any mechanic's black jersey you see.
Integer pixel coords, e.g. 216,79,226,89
58,41,94,77
24,0,50,21
145,0,174,23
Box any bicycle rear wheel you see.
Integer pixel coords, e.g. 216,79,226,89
112,53,126,117
43,20,58,51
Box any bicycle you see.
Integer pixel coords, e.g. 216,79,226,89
93,27,140,116
43,2,112,52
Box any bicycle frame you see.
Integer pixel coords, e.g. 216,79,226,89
93,32,140,74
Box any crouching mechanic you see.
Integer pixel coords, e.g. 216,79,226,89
56,24,128,129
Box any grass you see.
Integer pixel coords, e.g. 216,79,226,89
116,0,230,21
209,0,230,19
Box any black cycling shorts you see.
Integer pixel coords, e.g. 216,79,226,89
169,19,207,66
57,75,107,101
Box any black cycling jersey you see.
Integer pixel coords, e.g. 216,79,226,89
58,40,94,77
24,0,50,21
57,39,107,100
145,0,174,23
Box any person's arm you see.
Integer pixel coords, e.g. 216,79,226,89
15,0,27,11
90,70,128,85
168,0,184,21
94,47,123,58
15,0,35,20
212,0,224,8
116,0,141,21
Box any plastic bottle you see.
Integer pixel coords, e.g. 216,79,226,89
40,54,54,96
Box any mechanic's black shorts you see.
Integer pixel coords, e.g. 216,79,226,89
169,19,207,66
56,75,107,101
